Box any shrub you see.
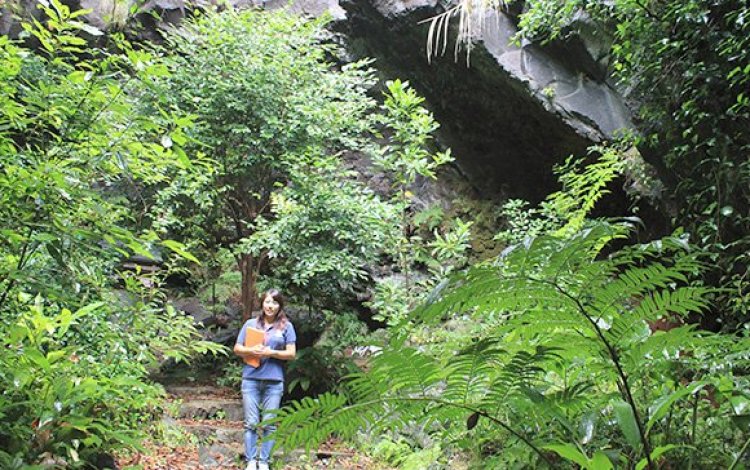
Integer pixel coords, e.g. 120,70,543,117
0,2,223,465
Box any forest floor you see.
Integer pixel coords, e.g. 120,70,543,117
115,366,387,470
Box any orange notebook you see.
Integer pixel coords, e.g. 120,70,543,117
243,326,265,368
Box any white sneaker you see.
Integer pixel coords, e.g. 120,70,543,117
245,461,258,470
258,462,270,470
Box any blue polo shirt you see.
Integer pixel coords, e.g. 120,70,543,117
236,318,296,382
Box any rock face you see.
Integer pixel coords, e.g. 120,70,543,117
327,0,633,200
481,12,632,140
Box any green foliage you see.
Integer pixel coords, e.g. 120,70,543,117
276,217,749,467
0,4,224,465
372,80,454,189
286,345,362,397
494,198,560,246
286,310,369,396
517,0,750,326
366,79,464,327
426,218,472,276
496,144,627,246
242,160,399,310
368,277,411,326
316,310,370,350
546,145,626,236
0,299,164,465
365,436,443,469
149,8,390,314
193,248,242,312
369,436,414,466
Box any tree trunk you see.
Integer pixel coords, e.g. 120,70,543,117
239,253,258,322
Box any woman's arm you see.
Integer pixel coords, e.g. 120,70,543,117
233,343,263,357
257,343,296,361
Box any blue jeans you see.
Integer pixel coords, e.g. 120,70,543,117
241,379,284,463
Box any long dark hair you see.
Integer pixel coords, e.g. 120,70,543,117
257,288,287,329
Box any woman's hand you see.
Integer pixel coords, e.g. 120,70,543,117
253,346,274,358
234,343,295,360
234,343,268,358
248,344,267,354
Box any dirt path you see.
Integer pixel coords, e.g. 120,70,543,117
116,384,383,469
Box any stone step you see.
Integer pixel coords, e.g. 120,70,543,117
198,442,319,468
178,398,244,421
198,442,243,468
180,421,325,466
181,422,245,444
165,384,239,399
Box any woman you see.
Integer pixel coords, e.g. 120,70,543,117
234,289,297,470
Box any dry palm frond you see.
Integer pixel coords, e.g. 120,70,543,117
420,0,506,65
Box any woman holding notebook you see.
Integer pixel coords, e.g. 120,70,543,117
234,289,297,470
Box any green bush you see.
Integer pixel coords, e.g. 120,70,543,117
0,2,224,465
0,300,163,465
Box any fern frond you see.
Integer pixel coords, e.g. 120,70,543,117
604,286,712,348
593,256,704,310
414,224,627,326
622,325,702,371
539,225,625,281
274,392,359,451
482,346,560,407
633,287,712,320
367,347,442,394
548,148,626,235
414,271,566,324
521,387,581,438
346,369,388,402
442,338,505,405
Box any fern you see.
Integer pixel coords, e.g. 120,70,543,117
548,146,627,236
276,220,743,469
442,339,505,405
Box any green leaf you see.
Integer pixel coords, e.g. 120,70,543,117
126,239,156,260
646,382,708,435
74,21,103,36
73,302,105,319
544,443,589,467
730,414,750,431
635,445,682,470
590,451,614,470
25,349,51,373
612,400,641,450
161,240,201,264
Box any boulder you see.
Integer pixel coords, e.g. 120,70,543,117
172,297,214,327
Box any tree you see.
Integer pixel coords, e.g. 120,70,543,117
371,80,455,297
150,9,379,320
241,158,399,312
0,1,221,465
364,80,472,328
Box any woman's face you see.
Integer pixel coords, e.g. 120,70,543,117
262,294,280,320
